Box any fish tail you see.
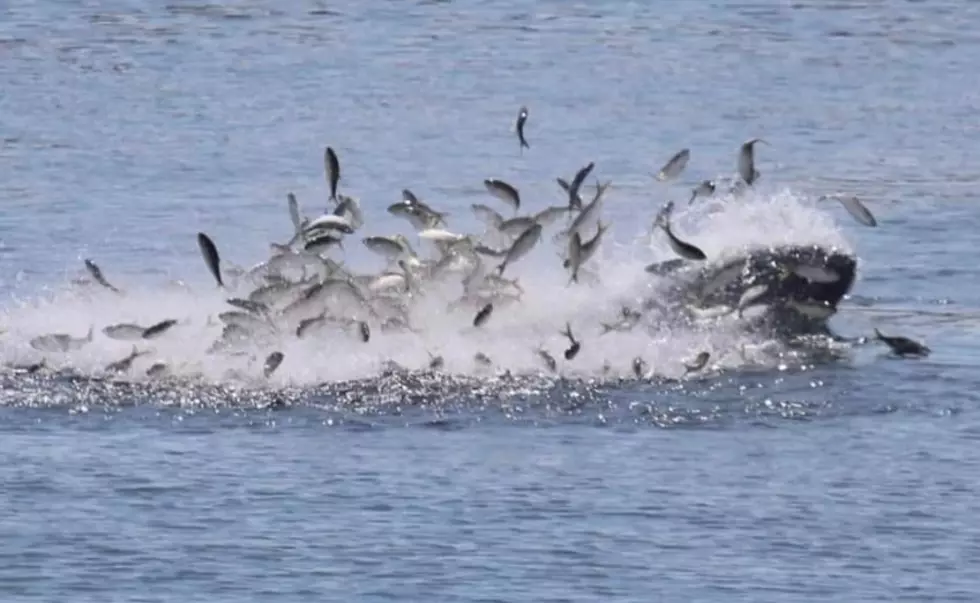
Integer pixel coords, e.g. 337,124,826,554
521,140,530,150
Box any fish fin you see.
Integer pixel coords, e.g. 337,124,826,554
873,328,885,341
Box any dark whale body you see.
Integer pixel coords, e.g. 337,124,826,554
653,244,858,336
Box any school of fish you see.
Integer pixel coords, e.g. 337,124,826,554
1,109,931,387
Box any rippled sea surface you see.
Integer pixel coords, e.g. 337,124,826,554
4,0,980,600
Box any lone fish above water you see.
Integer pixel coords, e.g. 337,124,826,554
515,106,529,152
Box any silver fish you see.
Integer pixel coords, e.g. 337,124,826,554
226,298,269,315
142,319,178,340
568,162,595,210
146,362,169,378
29,326,93,353
689,180,715,204
498,216,537,238
83,259,122,294
556,178,584,210
532,205,571,227
197,232,223,288
325,146,340,201
644,258,688,276
263,351,285,378
737,138,767,186
820,194,877,228
358,321,371,343
105,346,149,374
566,232,584,284
516,106,529,152
473,302,493,327
575,221,608,267
536,347,557,372
363,236,412,262
563,180,610,240
471,203,505,230
484,179,521,212
287,192,303,235
474,244,508,258
103,323,146,341
497,223,542,275
660,211,706,261
560,322,580,360
683,351,710,373
656,148,690,182
296,314,327,338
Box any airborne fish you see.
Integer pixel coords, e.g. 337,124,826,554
737,138,767,186
484,179,521,213
516,106,529,152
689,180,716,204
536,347,558,372
83,259,122,294
567,162,595,210
325,146,340,201
104,346,149,374
473,302,493,327
142,319,178,340
496,223,542,276
658,205,706,261
103,323,147,341
29,326,94,353
560,322,581,360
556,178,584,210
683,351,710,374
263,351,285,378
819,194,877,228
655,148,690,182
197,232,223,288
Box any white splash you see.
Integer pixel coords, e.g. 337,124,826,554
0,185,855,387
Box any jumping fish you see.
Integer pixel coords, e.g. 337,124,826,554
142,319,178,340
737,138,767,186
496,223,542,275
263,351,285,378
197,232,223,288
656,148,690,182
567,161,595,210
484,179,521,213
560,322,581,360
683,351,710,374
819,194,878,228
473,302,494,327
516,106,529,152
83,259,122,294
325,146,340,201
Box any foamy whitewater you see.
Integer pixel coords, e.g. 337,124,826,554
0,183,855,389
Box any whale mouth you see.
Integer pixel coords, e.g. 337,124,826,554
660,244,858,335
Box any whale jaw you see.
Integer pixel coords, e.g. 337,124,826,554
663,244,858,336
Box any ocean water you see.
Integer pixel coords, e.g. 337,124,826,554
3,0,980,600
